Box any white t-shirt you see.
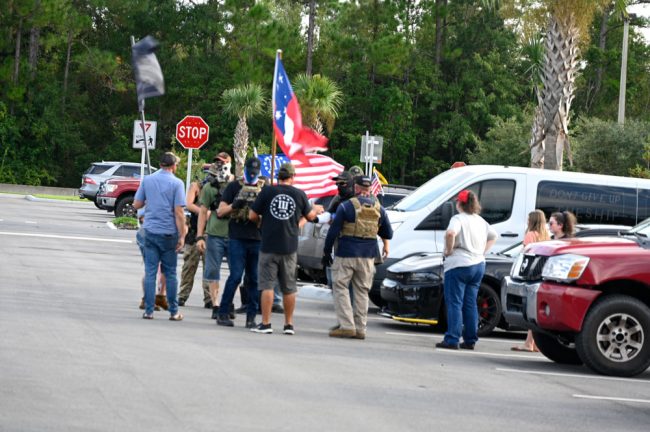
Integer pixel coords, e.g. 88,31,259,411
443,212,497,272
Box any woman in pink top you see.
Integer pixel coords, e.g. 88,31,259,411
512,210,550,352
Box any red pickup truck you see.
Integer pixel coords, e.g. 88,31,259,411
96,177,140,218
502,218,650,377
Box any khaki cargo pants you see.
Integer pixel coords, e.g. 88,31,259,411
331,256,375,333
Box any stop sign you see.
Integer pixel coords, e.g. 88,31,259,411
176,115,210,149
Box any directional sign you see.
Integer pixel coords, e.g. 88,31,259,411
360,134,383,164
176,115,209,149
132,120,156,149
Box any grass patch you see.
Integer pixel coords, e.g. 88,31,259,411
34,194,86,201
113,216,138,230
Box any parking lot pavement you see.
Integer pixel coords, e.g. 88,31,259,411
1,194,649,432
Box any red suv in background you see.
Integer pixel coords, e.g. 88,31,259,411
502,218,650,377
96,177,141,218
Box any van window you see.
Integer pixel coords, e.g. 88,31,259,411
393,169,473,212
416,179,515,230
639,189,650,222
536,181,638,226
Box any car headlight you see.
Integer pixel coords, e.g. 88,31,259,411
542,254,590,282
407,272,440,284
105,184,118,193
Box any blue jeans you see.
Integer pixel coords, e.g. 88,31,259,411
220,239,260,318
143,230,179,316
204,235,228,282
443,261,486,345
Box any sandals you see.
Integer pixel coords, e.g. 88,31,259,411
511,346,538,352
142,313,154,320
169,313,184,321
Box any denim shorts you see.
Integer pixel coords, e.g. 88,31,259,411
204,235,228,282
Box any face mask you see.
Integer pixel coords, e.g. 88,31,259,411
337,182,353,199
216,162,231,182
244,166,260,184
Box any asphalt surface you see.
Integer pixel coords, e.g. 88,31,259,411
1,194,649,432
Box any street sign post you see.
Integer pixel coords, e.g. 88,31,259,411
133,120,157,179
176,116,210,195
360,131,383,176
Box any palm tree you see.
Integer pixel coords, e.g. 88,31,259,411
292,73,343,136
221,83,267,176
488,0,611,170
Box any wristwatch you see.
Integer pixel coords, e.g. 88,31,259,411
196,235,206,241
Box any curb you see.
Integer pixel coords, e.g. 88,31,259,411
25,195,93,204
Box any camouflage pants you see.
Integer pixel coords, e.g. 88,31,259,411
179,242,210,304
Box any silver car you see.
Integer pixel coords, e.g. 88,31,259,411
79,162,153,206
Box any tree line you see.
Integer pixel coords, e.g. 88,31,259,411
1,0,650,188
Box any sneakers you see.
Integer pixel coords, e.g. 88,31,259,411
211,306,220,320
155,294,168,311
235,304,248,314
354,331,366,340
142,312,153,319
204,300,213,309
329,327,356,338
245,316,257,329
283,324,295,335
435,341,459,350
216,315,234,327
178,299,186,307
251,323,273,334
272,304,284,314
459,342,475,350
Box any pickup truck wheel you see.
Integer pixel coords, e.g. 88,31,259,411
477,283,501,337
532,331,583,365
575,295,650,377
115,195,136,218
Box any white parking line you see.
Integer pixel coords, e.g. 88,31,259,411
497,367,650,384
25,221,37,224
436,349,544,360
573,394,650,404
384,331,524,345
0,231,132,243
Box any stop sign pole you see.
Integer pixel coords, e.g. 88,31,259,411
176,115,210,196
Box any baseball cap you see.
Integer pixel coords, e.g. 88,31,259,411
332,171,352,184
214,152,231,163
354,175,372,187
160,152,180,167
349,166,363,177
278,162,296,179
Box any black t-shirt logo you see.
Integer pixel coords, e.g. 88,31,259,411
270,194,296,220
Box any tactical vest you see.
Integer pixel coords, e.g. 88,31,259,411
230,179,264,223
341,197,381,239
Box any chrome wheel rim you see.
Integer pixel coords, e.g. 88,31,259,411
596,313,644,363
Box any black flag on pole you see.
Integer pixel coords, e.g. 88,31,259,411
131,36,165,111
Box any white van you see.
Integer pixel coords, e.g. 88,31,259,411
371,164,650,305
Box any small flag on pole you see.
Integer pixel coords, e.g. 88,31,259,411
371,168,384,196
272,52,328,164
131,36,165,111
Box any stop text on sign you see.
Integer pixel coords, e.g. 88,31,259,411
176,115,210,149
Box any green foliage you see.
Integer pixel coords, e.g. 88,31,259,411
113,216,138,229
468,114,531,167
571,117,650,176
1,0,649,189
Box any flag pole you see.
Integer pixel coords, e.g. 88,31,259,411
271,49,282,185
132,35,152,176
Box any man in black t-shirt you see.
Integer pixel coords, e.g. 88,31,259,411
215,157,264,328
249,162,321,334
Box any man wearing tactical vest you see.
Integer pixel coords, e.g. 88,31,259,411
323,175,393,339
196,152,233,319
214,156,264,329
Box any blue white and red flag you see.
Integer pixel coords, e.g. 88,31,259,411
272,54,328,163
371,168,384,196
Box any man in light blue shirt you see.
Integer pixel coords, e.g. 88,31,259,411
134,152,187,320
